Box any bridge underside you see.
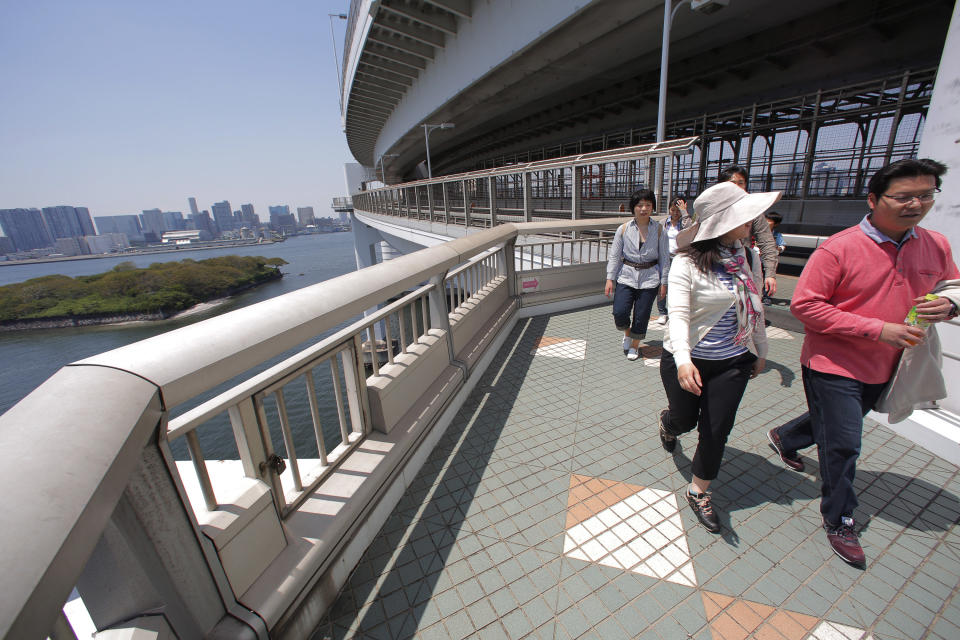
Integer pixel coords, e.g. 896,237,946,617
347,0,953,181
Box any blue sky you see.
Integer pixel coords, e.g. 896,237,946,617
0,0,353,220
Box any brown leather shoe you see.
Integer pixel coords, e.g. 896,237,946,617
767,428,804,472
825,517,865,568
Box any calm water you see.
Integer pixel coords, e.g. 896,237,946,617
0,233,360,418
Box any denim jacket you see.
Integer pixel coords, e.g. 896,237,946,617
605,218,670,289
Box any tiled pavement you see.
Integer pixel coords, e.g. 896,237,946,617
312,302,960,640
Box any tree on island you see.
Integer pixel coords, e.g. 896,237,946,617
0,255,287,324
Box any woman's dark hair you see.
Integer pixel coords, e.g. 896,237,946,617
678,237,725,275
867,158,947,198
718,165,747,184
628,189,656,212
764,211,782,224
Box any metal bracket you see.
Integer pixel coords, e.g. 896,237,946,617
259,454,286,477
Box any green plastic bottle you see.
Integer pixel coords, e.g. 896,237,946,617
905,293,940,327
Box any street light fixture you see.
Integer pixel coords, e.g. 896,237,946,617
656,0,728,205
378,154,399,184
422,122,455,179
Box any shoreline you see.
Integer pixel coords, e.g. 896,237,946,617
0,238,283,267
0,273,279,332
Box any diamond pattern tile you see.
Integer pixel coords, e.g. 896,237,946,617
311,301,960,640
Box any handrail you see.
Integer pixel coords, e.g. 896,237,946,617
0,217,624,638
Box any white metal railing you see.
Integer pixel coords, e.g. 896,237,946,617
1,218,621,639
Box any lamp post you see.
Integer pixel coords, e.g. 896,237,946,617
328,13,348,113
422,122,455,178
378,154,399,184
656,0,728,206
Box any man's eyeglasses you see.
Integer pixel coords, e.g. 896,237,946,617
881,188,941,205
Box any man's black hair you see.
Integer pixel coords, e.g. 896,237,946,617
718,165,747,183
764,211,783,224
867,158,947,198
628,189,656,212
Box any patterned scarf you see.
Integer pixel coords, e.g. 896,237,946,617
718,246,763,347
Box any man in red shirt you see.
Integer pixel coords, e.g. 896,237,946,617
768,158,958,568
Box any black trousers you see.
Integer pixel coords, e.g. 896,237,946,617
659,350,757,481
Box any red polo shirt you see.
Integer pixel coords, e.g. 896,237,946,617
791,222,959,384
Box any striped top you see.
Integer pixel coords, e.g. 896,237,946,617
690,268,748,360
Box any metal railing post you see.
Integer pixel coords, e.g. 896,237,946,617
488,176,497,227
523,172,532,222
462,180,470,228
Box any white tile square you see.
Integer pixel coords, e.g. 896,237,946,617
611,545,641,571
596,530,623,553
642,527,669,549
580,538,606,561
597,508,621,528
599,553,624,570
566,523,592,546
610,500,636,520
612,522,636,543
645,553,674,578
583,516,607,537
626,537,655,560
565,545,590,563
660,542,688,567
626,513,653,535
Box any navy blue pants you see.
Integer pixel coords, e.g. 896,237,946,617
612,283,658,340
777,366,887,527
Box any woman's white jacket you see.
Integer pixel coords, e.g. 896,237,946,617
663,246,768,367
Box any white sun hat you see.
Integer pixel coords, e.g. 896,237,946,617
676,182,781,249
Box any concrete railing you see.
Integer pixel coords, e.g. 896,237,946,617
0,218,622,639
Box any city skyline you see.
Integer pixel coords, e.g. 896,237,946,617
0,1,354,224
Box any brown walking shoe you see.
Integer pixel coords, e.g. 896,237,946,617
686,489,721,533
825,517,865,568
767,427,804,472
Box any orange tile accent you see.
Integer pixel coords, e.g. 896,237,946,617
566,503,592,528
640,345,663,358
766,611,814,640
701,593,725,620
728,600,766,632
746,600,776,620
564,475,645,528
711,611,750,640
784,610,818,631
753,625,790,640
702,591,735,616
534,336,571,347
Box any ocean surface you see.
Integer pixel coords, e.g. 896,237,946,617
0,234,362,451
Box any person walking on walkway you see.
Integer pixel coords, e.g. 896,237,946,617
654,197,687,327
605,189,670,360
684,165,780,296
768,158,959,568
658,182,775,532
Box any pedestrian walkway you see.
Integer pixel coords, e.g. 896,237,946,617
313,303,960,640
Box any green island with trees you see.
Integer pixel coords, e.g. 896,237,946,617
0,255,287,330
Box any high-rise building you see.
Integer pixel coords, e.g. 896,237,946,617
239,203,259,229
0,208,54,251
75,207,95,236
140,209,165,242
188,197,199,216
84,233,130,255
211,201,234,235
94,215,144,242
41,206,91,240
162,211,185,231
297,206,316,227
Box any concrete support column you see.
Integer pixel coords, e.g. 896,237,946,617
414,187,421,220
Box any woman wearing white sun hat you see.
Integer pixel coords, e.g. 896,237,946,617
657,181,779,532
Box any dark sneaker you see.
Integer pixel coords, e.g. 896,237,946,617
686,489,721,533
659,409,676,452
767,428,804,472
825,517,865,568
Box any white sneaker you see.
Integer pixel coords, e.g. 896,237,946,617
622,336,632,351
627,347,639,360
654,316,667,327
